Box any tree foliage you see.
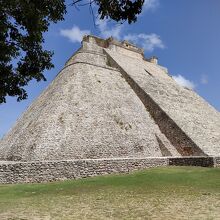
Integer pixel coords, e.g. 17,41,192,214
0,0,144,103
96,0,144,24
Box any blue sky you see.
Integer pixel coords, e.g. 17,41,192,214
1,0,220,138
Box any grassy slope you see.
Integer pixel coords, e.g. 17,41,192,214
0,166,220,219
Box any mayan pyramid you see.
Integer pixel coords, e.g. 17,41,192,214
0,35,220,163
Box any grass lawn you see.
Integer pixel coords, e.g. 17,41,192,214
0,166,220,220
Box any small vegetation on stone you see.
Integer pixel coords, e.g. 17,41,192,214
58,115,64,123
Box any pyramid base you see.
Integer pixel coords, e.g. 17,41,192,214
0,157,219,184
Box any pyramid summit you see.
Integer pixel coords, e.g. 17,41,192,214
0,35,220,183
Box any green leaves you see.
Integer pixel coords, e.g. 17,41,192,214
0,0,143,103
0,0,66,103
96,0,144,24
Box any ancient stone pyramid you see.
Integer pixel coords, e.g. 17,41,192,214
0,35,220,162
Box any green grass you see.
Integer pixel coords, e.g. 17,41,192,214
0,166,220,219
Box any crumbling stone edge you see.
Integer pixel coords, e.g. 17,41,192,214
0,157,219,184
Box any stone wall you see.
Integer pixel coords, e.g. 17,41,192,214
168,157,215,167
0,158,168,184
214,157,220,167
0,157,219,184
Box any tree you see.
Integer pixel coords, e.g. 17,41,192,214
0,0,144,103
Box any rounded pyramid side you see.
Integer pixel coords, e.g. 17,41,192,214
0,36,179,161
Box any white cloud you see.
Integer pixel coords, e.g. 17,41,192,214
96,18,164,52
60,26,90,43
96,19,123,39
143,0,159,11
60,18,165,54
124,33,164,52
95,0,160,42
200,74,208,84
172,75,196,90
